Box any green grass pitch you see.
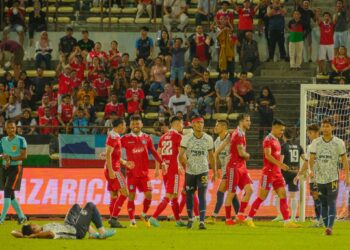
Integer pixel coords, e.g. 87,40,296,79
1,220,350,250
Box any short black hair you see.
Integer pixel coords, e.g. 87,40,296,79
22,224,33,236
170,116,182,124
5,119,16,127
130,115,142,122
221,1,230,5
81,30,89,34
141,26,149,32
112,117,125,128
272,119,286,127
323,11,331,17
217,119,229,127
130,78,138,83
238,113,250,123
307,124,320,132
66,26,73,32
321,117,334,126
240,71,248,76
122,53,129,57
175,37,183,43
284,128,294,140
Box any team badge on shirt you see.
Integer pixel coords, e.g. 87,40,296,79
142,140,147,145
12,145,17,152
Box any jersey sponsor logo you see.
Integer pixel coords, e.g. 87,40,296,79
190,150,205,156
132,147,145,154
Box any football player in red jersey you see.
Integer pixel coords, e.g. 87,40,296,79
121,115,163,227
245,119,300,228
149,116,186,227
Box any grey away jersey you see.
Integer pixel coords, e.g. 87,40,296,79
214,133,231,174
181,132,214,175
309,136,346,184
43,223,77,239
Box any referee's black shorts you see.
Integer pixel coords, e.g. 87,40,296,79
0,165,23,191
185,172,208,192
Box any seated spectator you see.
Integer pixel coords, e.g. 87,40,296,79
135,27,154,64
76,81,96,106
70,69,82,91
132,57,150,82
163,0,189,32
38,94,57,118
31,67,49,102
168,86,190,120
3,0,25,46
110,74,127,105
195,0,217,25
59,26,77,57
197,71,215,116
0,83,9,110
72,107,89,135
215,71,232,114
28,1,47,49
43,84,58,107
240,31,260,73
188,25,214,67
93,71,111,107
39,106,59,135
132,69,147,89
136,0,152,19
57,94,74,131
77,30,95,53
17,109,37,135
126,78,144,115
170,38,189,87
184,84,198,116
329,46,350,84
104,93,125,119
156,29,172,70
88,42,108,66
149,57,167,100
186,57,205,89
159,83,174,114
88,57,104,82
3,72,15,89
120,53,133,80
0,40,24,80
35,31,53,70
215,1,234,29
56,53,69,74
109,40,122,76
14,79,31,109
232,72,255,111
256,86,276,139
80,94,96,125
288,11,304,71
58,66,73,101
2,94,22,121
19,70,34,90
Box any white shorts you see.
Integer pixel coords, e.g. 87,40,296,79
319,44,334,61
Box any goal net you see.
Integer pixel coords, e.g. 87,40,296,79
300,84,350,222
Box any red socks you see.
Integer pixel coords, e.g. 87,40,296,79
152,197,170,218
111,195,127,218
225,206,232,220
239,201,248,214
194,195,199,217
171,198,180,221
248,198,264,218
143,198,152,214
109,197,117,215
280,198,290,220
127,200,135,220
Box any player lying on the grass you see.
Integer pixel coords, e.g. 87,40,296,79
245,119,300,228
308,118,350,235
294,124,323,227
206,119,240,224
11,202,115,239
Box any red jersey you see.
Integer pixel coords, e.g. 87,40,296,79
38,105,57,118
215,10,234,25
93,78,111,97
319,21,334,45
58,73,73,95
104,102,125,118
88,65,104,82
58,103,74,123
70,61,85,80
262,133,281,174
89,50,108,62
105,130,122,171
332,56,350,71
237,8,255,30
109,50,122,69
71,77,82,89
227,127,247,169
195,34,207,61
39,116,59,135
125,88,144,113
158,129,182,176
121,133,162,178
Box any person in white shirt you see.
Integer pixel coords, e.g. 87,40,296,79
163,0,189,32
168,86,191,120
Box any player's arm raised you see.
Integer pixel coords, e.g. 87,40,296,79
264,147,289,171
237,144,250,161
106,145,116,179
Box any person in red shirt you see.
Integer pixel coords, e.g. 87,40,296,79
104,93,125,119
88,57,104,82
121,115,163,227
125,78,144,115
69,54,85,81
93,71,111,105
37,94,57,118
57,94,74,130
88,42,108,65
104,117,135,228
188,25,214,67
39,106,59,135
58,66,73,100
232,72,255,111
149,116,186,227
245,119,300,228
70,69,82,90
329,46,350,84
109,40,122,75
215,1,234,30
43,84,58,107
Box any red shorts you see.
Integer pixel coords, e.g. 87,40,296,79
127,175,152,193
226,167,252,192
104,168,126,192
163,174,180,194
260,171,285,191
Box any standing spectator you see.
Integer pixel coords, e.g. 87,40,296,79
163,0,189,32
159,83,174,114
185,57,205,89
103,111,118,134
76,81,96,106
295,0,315,62
188,25,214,67
37,94,57,119
0,40,24,80
77,30,95,53
57,94,74,132
215,71,233,114
197,71,215,116
109,40,122,76
316,11,335,75
35,31,53,70
87,42,108,66
93,71,111,107
170,38,189,87
72,107,89,135
329,46,350,84
70,69,82,91
31,67,49,102
17,109,37,135
266,0,288,62
333,0,349,55
28,1,47,49
240,31,260,73
125,78,144,115
195,0,217,25
156,29,172,70
39,106,59,135
288,10,304,71
149,57,167,100
232,72,255,111
58,66,73,101
43,84,57,107
69,51,86,82
216,27,237,76
14,79,31,109
132,57,150,83
168,86,191,119
136,0,153,19
3,0,25,46
215,1,234,29
135,27,154,64
104,93,125,119
59,27,77,57
256,86,276,139
258,0,270,46
88,57,104,82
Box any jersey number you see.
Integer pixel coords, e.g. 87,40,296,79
289,149,299,163
161,141,173,156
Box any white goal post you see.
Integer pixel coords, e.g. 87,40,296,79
299,84,350,222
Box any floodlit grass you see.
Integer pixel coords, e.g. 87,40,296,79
1,219,350,250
